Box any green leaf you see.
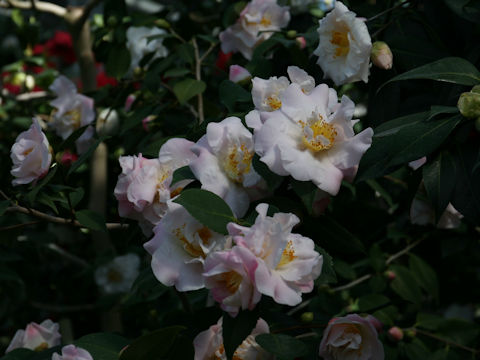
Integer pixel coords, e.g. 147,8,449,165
403,339,431,360
334,260,356,280
426,106,459,121
68,137,106,176
390,265,422,305
173,78,206,105
171,165,196,185
409,254,439,300
75,333,129,360
423,152,457,221
291,179,317,215
358,294,390,312
164,68,191,77
119,326,184,360
357,114,461,181
26,164,57,205
252,154,283,191
219,80,251,112
314,246,337,285
173,189,236,235
0,200,10,216
106,44,131,78
256,334,308,360
315,216,365,255
436,319,480,346
0,348,33,360
366,179,397,212
416,313,445,331
223,309,259,360
382,57,480,89
75,210,107,232
369,243,386,272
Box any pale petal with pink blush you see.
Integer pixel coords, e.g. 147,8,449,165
251,76,290,112
52,345,93,360
145,202,226,291
6,319,61,353
10,118,52,186
287,66,315,94
203,246,261,316
229,65,252,83
94,253,140,294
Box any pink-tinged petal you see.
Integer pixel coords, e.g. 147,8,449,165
229,65,251,83
408,157,427,170
158,137,196,169
245,110,263,130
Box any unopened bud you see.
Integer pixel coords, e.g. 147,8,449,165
286,30,297,39
458,90,480,119
387,326,404,342
229,65,251,84
301,312,314,323
295,36,306,49
155,18,170,29
384,270,396,281
25,75,35,90
371,41,393,70
405,329,416,338
106,15,117,27
57,150,78,167
142,115,156,132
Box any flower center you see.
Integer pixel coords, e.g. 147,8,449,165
196,226,212,245
22,147,33,156
220,271,243,294
300,114,337,152
266,95,282,110
223,143,254,183
65,108,82,129
107,269,124,283
173,224,205,258
260,16,271,27
330,30,350,57
34,342,49,352
277,240,297,268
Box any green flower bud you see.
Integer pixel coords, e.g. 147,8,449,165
301,312,314,323
286,30,297,39
371,41,393,70
457,91,480,119
155,19,171,29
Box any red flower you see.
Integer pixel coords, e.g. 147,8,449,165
46,31,76,65
215,50,232,71
96,70,117,88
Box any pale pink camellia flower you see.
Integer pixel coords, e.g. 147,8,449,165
6,319,61,353
247,81,373,195
229,65,252,84
52,345,93,360
49,75,95,153
144,202,227,291
94,253,140,294
219,0,290,60
371,41,393,70
203,246,261,316
124,94,136,112
319,314,384,360
189,117,262,218
10,118,52,186
410,198,463,229
228,203,323,306
313,1,372,85
193,317,273,360
295,36,306,49
114,138,196,232
408,156,427,170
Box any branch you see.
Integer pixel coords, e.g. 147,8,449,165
1,0,67,17
366,1,409,22
410,328,479,355
192,38,205,124
74,0,103,31
46,243,90,268
5,204,128,230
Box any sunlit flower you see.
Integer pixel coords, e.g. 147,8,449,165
228,203,322,306
190,117,261,218
248,81,373,195
319,314,384,360
126,26,168,73
314,1,372,85
6,319,61,353
219,0,290,60
193,317,272,360
144,202,226,291
94,253,140,294
52,345,93,360
10,118,52,186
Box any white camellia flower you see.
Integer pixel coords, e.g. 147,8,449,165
126,26,168,73
313,1,372,85
6,319,61,353
94,253,141,294
10,118,52,186
247,79,373,195
410,198,463,229
219,0,290,60
52,345,93,360
228,203,323,306
189,117,262,218
144,202,227,291
49,75,95,154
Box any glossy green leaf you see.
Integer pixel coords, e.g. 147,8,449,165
26,164,57,205
173,189,236,235
171,165,196,185
252,154,283,191
0,200,10,216
315,246,337,285
291,179,317,215
256,334,308,360
75,333,129,360
358,294,390,312
173,78,206,105
68,137,106,176
223,309,259,360
106,44,131,78
315,216,365,254
219,80,251,112
75,210,107,232
390,265,422,305
409,254,439,300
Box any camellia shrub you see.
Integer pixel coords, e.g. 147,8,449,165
0,0,479,359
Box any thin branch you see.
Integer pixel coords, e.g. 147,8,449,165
332,274,373,293
46,243,90,268
367,1,409,22
6,204,128,230
192,37,205,124
410,328,479,355
386,237,423,265
169,27,186,43
0,220,41,231
1,0,67,17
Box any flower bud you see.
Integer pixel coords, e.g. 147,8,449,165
229,65,251,84
384,270,396,281
405,329,416,338
142,115,156,132
457,90,480,119
286,30,297,39
301,312,314,323
387,326,404,342
97,108,119,136
155,19,170,29
295,36,306,49
58,150,78,167
371,41,393,70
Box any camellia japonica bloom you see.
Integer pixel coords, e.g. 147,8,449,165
52,345,93,360
126,26,168,73
144,202,227,291
6,319,61,353
189,117,262,218
114,138,196,233
229,203,323,306
49,75,95,154
319,314,384,360
313,1,372,85
193,317,273,360
219,0,290,60
94,253,140,294
10,118,52,186
247,76,373,195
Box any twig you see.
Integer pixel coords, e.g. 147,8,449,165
31,301,96,312
332,274,373,293
5,204,128,230
192,37,205,124
16,91,48,101
74,0,103,31
169,27,186,43
46,243,90,268
410,328,479,355
386,237,423,265
367,1,409,22
1,0,67,17
0,220,41,231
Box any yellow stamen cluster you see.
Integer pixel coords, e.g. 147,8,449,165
277,240,297,268
64,108,82,129
266,95,282,110
173,224,206,258
220,271,243,294
300,114,337,152
223,143,254,183
330,30,350,57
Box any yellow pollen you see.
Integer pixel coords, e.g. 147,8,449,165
173,225,205,258
220,271,243,294
22,148,33,156
214,344,225,360
65,108,82,129
196,226,212,245
277,240,297,268
223,144,253,183
260,16,271,26
300,115,337,152
170,187,183,198
266,95,282,110
330,30,350,57
34,342,49,352
107,269,123,283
